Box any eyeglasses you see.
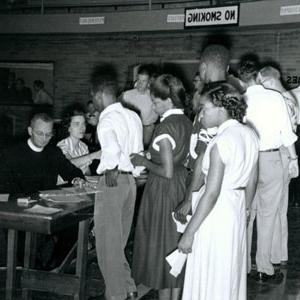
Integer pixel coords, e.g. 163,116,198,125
32,131,53,139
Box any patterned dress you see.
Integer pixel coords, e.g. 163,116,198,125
132,109,192,289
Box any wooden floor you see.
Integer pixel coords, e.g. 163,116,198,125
1,206,300,300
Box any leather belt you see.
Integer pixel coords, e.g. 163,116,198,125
259,148,279,152
118,171,132,175
98,171,132,177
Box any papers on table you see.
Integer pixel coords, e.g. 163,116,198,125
40,186,99,203
24,204,63,215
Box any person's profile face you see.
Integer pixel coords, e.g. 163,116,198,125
92,90,104,112
151,94,170,116
199,96,220,129
87,103,95,114
69,115,86,140
136,74,150,93
193,75,203,92
198,61,207,83
28,119,53,148
192,91,202,113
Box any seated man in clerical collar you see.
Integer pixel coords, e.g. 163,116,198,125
0,112,86,200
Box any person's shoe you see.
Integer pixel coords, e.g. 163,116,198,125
255,271,284,284
125,291,138,300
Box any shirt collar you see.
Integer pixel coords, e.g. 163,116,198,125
27,138,44,152
100,102,122,116
160,108,184,122
217,119,239,135
246,84,264,93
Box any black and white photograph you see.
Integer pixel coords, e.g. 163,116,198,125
0,1,300,300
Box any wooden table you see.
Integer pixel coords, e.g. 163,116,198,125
0,193,96,300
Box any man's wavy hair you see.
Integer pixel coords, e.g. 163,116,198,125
204,83,247,123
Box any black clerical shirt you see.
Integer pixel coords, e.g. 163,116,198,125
0,140,84,199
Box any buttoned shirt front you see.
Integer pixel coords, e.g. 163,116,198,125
96,102,143,177
244,85,297,151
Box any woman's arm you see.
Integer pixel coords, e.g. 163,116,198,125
245,161,258,211
131,138,173,179
68,150,101,170
174,143,206,224
178,144,225,253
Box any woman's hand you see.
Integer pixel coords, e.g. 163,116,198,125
130,153,147,167
174,199,192,224
178,232,194,254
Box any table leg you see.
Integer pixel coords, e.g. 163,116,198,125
22,232,36,300
74,219,89,300
6,229,18,300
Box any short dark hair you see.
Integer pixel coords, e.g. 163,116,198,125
16,78,25,85
201,44,230,72
137,64,151,77
238,59,259,83
90,74,118,97
203,83,247,123
30,113,53,128
33,80,44,89
150,74,186,109
62,109,85,137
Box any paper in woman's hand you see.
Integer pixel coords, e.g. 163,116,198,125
171,212,192,233
166,249,187,278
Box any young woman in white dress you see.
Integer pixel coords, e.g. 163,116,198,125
177,83,259,300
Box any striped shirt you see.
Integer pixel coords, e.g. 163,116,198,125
57,137,90,174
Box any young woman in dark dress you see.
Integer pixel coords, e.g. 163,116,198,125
130,74,192,300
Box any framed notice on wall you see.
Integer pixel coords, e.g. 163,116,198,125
184,5,239,29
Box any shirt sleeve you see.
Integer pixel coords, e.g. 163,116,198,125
56,148,84,182
98,118,122,171
152,122,177,151
57,140,73,160
279,96,298,147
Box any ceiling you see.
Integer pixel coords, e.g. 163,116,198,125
0,0,249,14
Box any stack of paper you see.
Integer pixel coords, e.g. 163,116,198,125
24,204,63,215
40,187,99,203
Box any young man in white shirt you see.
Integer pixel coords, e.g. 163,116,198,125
122,64,158,146
258,66,299,268
91,73,143,300
238,60,298,283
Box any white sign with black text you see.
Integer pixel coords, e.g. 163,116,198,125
185,5,239,28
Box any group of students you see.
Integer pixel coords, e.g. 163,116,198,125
0,42,299,300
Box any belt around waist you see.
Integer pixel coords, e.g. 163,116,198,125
259,148,279,153
98,171,132,176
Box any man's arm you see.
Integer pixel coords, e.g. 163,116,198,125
56,148,84,183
